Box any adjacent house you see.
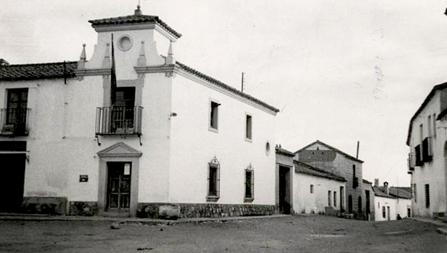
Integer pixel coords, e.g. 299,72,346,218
373,179,412,221
294,140,366,218
275,146,346,216
0,6,279,218
407,83,447,218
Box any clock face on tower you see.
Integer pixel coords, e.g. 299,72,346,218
118,35,133,51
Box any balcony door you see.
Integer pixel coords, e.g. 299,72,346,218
111,87,135,134
4,88,28,134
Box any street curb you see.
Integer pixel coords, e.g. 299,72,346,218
0,214,289,225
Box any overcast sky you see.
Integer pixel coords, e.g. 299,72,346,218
2,0,447,186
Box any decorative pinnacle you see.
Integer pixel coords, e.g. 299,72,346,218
135,5,142,15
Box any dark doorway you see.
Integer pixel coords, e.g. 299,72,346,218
278,166,291,214
387,206,391,221
340,186,344,212
365,190,370,217
348,195,353,213
358,196,362,213
0,154,26,212
107,162,131,213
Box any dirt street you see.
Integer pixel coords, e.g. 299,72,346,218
0,215,446,253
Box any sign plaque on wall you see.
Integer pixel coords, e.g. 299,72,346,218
79,175,88,182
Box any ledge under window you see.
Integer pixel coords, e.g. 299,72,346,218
244,197,254,203
206,195,219,202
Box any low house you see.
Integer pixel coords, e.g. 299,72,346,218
275,146,346,215
294,161,346,215
295,140,365,218
373,180,412,221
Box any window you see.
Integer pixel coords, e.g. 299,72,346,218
382,206,386,218
428,115,432,137
244,167,254,202
328,191,332,206
333,191,337,207
433,114,436,138
413,184,417,203
207,157,220,202
111,87,136,132
209,101,220,130
245,114,252,140
4,88,29,134
310,184,314,194
425,184,430,208
352,165,358,188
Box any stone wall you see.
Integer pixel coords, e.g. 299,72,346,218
22,197,67,215
68,201,98,216
137,203,277,219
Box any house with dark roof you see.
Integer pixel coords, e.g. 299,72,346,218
0,6,279,218
294,140,369,219
406,82,447,218
275,146,346,215
372,179,412,221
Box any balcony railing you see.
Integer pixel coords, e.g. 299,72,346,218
0,108,30,136
95,106,143,136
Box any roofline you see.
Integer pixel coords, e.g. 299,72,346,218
294,140,364,163
175,61,279,114
406,82,447,145
294,160,347,182
275,147,295,157
0,61,78,81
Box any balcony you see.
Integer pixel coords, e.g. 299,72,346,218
0,108,30,136
408,152,415,171
95,106,143,136
353,177,359,189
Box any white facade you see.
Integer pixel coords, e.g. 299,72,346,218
407,85,447,217
374,196,411,222
0,7,278,217
293,173,346,215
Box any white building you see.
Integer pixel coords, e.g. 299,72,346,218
294,141,366,218
0,6,279,218
275,147,346,215
373,180,412,221
407,83,447,218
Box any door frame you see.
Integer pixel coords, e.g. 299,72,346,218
277,165,293,214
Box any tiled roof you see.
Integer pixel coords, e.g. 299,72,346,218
389,187,412,199
373,186,395,198
295,140,363,163
176,61,280,113
0,61,78,81
89,14,181,38
363,179,372,184
275,146,295,157
294,161,346,182
406,82,447,145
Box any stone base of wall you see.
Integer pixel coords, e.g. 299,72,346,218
137,203,277,219
22,197,67,215
68,201,98,216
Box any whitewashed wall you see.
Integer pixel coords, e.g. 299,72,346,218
169,73,276,205
409,91,447,217
293,173,345,214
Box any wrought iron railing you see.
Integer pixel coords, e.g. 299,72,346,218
95,106,143,135
0,108,30,136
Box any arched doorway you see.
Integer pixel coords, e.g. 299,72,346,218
348,195,353,213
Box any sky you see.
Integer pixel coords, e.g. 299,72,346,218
2,0,447,186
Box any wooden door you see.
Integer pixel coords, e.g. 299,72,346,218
107,162,131,212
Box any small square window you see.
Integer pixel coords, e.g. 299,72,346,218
209,101,220,130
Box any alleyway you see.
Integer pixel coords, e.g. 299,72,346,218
0,215,445,253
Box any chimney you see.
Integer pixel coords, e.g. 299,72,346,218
383,181,389,195
374,178,379,187
0,59,9,66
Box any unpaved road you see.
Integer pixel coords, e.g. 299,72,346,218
0,215,446,252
